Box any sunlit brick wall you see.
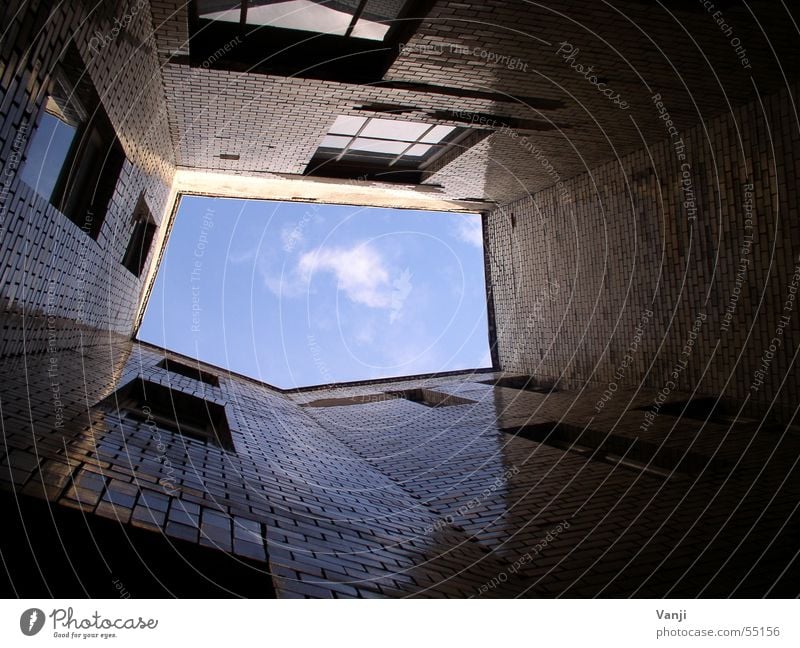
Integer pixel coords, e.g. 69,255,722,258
0,1,174,357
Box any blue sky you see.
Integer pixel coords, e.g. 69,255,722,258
138,196,491,388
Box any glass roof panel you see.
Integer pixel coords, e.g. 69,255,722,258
350,138,409,154
197,0,243,22
244,1,351,34
199,1,400,40
329,115,367,135
320,135,352,149
360,118,430,141
350,20,391,40
404,143,433,157
420,125,456,143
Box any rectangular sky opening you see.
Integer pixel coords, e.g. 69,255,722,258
137,196,492,388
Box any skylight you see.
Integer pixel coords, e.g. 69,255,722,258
305,115,467,182
137,196,492,388
321,115,457,162
198,0,406,41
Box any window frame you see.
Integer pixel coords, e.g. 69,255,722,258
122,195,158,277
21,44,126,240
304,115,473,183
106,378,234,450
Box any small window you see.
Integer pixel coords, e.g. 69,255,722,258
301,393,398,407
387,388,475,407
19,44,125,239
109,379,233,450
122,196,158,277
639,397,758,426
481,375,559,394
157,358,220,387
305,115,469,182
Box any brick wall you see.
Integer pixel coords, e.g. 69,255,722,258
0,341,523,597
0,0,174,357
2,0,798,599
3,339,797,597
149,0,800,203
487,82,800,420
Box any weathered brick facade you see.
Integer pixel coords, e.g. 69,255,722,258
487,83,800,421
1,1,798,598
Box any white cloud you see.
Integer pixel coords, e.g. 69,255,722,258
227,247,257,265
280,224,305,251
298,244,392,308
453,214,484,248
258,252,307,299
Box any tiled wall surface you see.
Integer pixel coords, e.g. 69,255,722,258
1,1,798,598
0,1,174,356
149,1,800,203
0,342,518,597
2,341,797,597
297,377,800,597
487,83,800,420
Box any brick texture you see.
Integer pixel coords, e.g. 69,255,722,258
0,0,174,356
487,82,800,420
1,0,798,599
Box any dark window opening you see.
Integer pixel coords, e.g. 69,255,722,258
302,393,398,407
19,44,125,239
638,397,759,426
481,375,560,394
0,492,274,598
109,379,233,450
304,115,470,182
188,0,432,83
387,388,475,407
158,358,221,387
504,422,724,476
122,195,158,277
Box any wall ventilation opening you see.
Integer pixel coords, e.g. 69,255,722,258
504,421,724,476
387,388,476,407
355,103,420,114
108,378,233,450
302,393,399,407
121,194,157,277
482,375,559,394
158,358,220,387
637,397,761,426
